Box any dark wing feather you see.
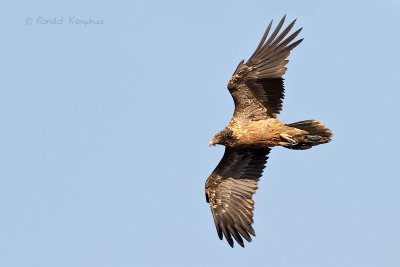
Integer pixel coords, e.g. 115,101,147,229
228,15,303,119
205,147,270,247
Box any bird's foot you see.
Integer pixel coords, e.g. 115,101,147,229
280,133,298,146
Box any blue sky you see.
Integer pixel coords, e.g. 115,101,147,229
1,0,400,266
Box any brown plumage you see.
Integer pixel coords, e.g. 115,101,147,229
205,16,332,248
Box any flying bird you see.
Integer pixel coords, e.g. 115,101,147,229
205,16,332,248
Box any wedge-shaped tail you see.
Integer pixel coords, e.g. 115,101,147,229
286,120,332,150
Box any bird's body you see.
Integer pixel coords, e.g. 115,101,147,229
219,118,303,148
204,16,332,248
216,117,331,149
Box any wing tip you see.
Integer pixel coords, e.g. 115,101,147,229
220,223,256,248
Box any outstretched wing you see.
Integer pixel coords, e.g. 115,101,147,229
228,15,303,120
205,147,270,247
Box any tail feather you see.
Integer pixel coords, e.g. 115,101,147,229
286,120,332,150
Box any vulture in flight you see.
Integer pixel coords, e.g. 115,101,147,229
205,16,332,247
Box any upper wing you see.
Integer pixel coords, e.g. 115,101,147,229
205,147,270,247
228,15,303,119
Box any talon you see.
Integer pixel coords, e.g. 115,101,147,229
280,133,298,145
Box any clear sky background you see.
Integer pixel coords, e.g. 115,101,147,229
1,0,399,266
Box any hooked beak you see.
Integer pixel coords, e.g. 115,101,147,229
208,140,215,147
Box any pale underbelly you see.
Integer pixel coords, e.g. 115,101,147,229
229,119,287,147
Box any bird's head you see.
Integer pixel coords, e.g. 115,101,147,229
208,133,222,146
208,128,234,147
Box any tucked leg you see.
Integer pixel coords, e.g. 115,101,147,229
280,133,298,146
